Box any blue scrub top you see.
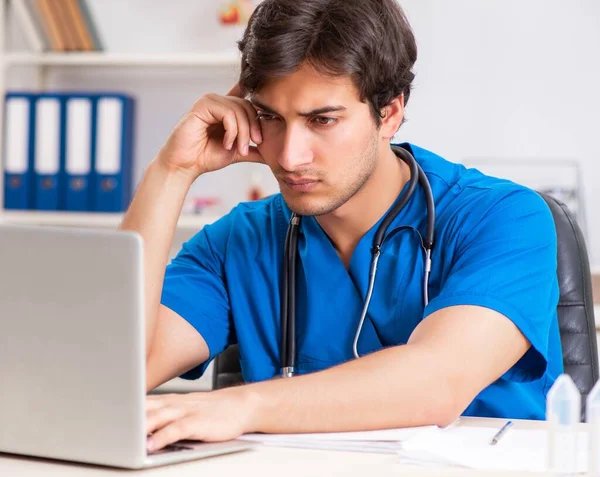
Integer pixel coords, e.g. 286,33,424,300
161,142,563,420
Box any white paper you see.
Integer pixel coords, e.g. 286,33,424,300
240,424,588,472
258,439,404,454
240,425,437,444
398,426,588,474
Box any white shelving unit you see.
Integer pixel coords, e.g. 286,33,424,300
4,51,240,67
0,210,221,231
0,0,239,229
0,0,6,217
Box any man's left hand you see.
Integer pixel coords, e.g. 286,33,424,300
146,388,259,452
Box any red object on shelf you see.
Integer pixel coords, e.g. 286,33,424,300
248,187,262,201
247,172,265,201
187,197,220,215
192,197,219,207
220,8,239,24
218,0,255,25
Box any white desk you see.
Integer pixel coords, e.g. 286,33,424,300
0,417,578,476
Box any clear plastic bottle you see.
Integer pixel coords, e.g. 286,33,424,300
587,379,600,476
546,374,581,475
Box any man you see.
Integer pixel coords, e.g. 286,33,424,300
120,0,562,452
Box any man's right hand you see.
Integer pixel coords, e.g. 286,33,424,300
157,84,265,181
126,84,265,387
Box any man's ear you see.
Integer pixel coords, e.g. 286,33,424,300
379,93,405,140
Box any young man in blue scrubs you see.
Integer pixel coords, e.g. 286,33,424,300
121,0,562,452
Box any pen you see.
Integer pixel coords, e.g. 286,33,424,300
489,420,513,445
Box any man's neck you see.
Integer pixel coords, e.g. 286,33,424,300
316,145,410,268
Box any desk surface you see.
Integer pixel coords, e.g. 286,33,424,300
0,417,573,476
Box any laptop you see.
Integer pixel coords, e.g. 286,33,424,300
0,224,252,468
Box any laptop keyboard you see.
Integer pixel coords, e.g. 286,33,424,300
148,443,195,455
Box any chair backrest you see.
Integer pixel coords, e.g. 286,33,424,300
540,193,598,411
212,343,243,390
213,194,600,415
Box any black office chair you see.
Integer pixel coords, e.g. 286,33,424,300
212,343,243,390
540,193,598,413
213,193,599,416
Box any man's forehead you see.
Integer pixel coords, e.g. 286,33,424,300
250,66,361,113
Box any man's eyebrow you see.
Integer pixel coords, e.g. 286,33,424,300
250,100,280,115
250,99,347,117
299,105,347,117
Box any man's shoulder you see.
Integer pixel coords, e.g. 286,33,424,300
204,193,284,238
232,193,285,225
403,142,546,213
402,143,552,244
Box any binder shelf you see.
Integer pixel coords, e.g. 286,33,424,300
0,0,240,216
0,210,220,231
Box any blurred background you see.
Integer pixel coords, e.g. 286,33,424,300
1,0,599,391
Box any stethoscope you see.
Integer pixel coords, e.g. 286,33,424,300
279,145,436,377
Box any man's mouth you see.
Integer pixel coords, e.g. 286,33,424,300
280,176,320,192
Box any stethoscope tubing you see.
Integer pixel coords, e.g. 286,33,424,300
281,146,435,376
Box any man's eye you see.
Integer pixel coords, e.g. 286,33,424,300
312,117,337,126
257,113,277,122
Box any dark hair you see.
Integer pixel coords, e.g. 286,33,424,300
238,0,417,126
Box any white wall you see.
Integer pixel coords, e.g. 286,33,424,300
6,0,600,261
398,0,600,264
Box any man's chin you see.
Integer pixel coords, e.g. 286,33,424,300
281,194,335,217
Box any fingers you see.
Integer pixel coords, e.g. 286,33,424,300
191,93,264,166
244,146,265,164
229,104,251,157
147,418,195,453
211,96,262,156
238,100,263,146
147,408,186,437
223,85,262,145
146,397,165,412
221,110,239,152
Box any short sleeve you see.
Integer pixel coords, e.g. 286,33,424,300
423,188,559,382
160,213,235,380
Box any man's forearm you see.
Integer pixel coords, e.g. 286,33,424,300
242,344,462,434
119,157,195,357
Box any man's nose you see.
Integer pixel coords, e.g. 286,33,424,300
277,124,314,171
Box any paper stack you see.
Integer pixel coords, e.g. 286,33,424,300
239,425,437,454
240,425,589,474
398,426,588,474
